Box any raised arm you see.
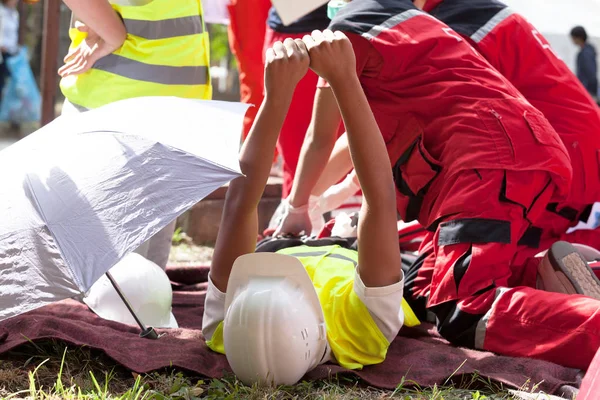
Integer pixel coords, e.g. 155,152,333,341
311,132,353,196
304,31,401,287
209,39,310,292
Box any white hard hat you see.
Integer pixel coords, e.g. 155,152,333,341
224,253,329,386
84,253,178,329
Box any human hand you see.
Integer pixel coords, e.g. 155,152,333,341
302,30,356,87
58,22,125,77
273,199,313,237
264,38,310,99
319,170,360,212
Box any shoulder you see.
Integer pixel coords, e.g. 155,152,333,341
329,0,415,35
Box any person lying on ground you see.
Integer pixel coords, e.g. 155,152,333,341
275,1,600,370
202,32,418,386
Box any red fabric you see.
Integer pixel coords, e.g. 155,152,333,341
263,29,320,198
580,347,600,399
463,12,600,267
342,13,572,225
0,265,583,396
421,2,600,267
409,169,600,370
227,0,271,140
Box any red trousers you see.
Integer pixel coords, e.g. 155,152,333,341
263,28,320,198
404,169,600,371
227,0,271,139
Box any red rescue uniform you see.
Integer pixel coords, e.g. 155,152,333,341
227,0,271,139
328,0,600,370
423,0,600,279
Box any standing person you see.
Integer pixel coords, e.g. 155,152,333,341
570,26,598,100
58,0,212,270
264,4,333,197
0,0,19,110
226,0,271,140
277,1,600,370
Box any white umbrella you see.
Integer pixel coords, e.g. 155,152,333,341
0,96,248,328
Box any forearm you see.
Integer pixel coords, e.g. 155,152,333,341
330,75,400,288
330,77,395,208
312,135,352,196
210,93,294,291
289,87,341,206
63,0,126,46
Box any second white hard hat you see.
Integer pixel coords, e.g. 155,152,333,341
83,252,178,329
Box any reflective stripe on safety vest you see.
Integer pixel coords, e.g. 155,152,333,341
60,0,212,109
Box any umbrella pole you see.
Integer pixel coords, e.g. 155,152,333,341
105,272,162,340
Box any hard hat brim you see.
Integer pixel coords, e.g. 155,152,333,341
224,253,325,325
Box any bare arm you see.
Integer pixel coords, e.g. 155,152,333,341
288,87,341,207
210,39,310,292
312,133,353,196
304,31,401,288
63,0,126,47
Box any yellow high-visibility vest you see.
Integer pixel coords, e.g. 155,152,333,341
207,245,420,370
60,0,212,110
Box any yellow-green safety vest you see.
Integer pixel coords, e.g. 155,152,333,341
60,0,212,109
206,245,420,370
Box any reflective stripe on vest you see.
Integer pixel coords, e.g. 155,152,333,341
123,15,204,40
470,7,514,43
93,54,209,86
60,0,211,109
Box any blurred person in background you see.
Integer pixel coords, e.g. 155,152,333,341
0,0,19,114
571,26,598,100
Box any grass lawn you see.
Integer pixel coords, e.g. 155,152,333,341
0,340,523,399
0,243,563,399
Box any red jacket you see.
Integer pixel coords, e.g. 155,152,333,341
329,0,572,226
425,0,600,207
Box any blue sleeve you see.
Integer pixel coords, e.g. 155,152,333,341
578,47,598,90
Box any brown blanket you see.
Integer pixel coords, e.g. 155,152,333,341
0,265,582,396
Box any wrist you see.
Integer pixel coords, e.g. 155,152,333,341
264,86,295,104
106,27,127,47
328,73,360,93
288,194,309,209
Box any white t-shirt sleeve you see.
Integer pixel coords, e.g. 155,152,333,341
353,269,405,343
202,275,226,341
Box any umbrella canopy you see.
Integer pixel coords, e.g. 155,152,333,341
0,96,248,321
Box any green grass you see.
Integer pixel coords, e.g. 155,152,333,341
0,340,551,400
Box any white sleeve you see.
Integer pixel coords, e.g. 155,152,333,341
202,275,227,341
353,269,405,343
